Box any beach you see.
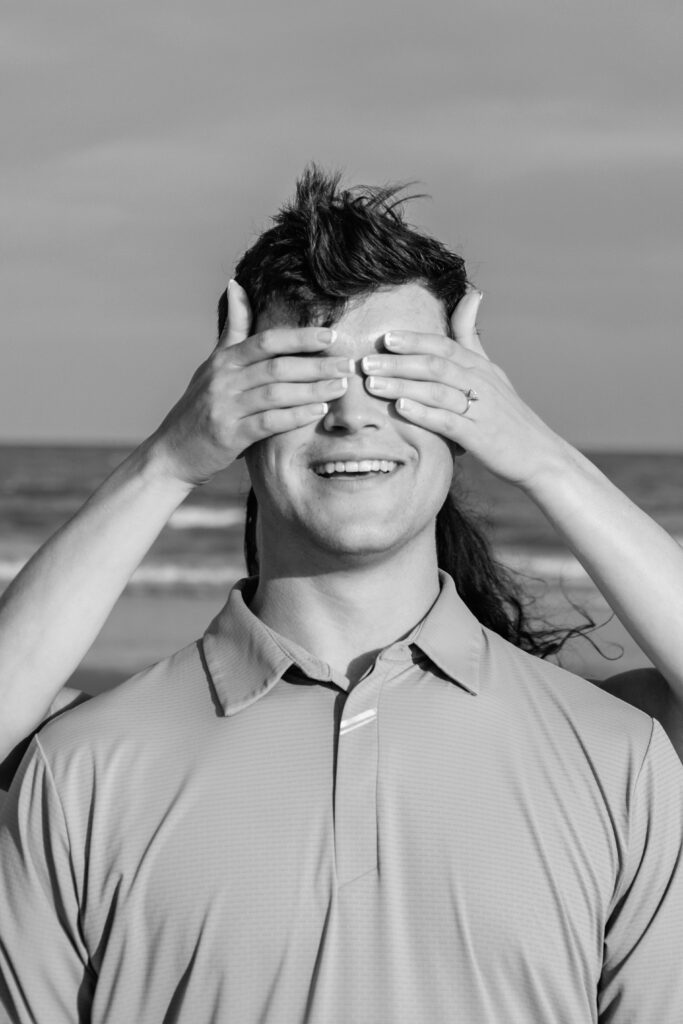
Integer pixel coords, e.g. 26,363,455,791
0,442,676,699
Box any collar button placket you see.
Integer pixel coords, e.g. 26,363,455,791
334,662,389,888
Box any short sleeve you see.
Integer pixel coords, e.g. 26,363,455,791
599,719,683,1022
0,688,90,792
0,737,93,1022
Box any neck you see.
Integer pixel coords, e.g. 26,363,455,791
250,533,441,686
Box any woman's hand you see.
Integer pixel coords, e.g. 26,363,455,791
361,289,571,491
150,280,351,486
359,289,683,730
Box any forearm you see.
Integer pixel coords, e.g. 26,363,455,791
0,439,193,756
523,442,683,695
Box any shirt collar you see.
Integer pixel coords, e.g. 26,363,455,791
202,571,483,717
201,579,336,717
410,570,483,696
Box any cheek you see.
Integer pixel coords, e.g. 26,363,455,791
400,422,456,473
245,432,310,501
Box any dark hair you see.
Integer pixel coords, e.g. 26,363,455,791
219,163,469,335
227,165,597,660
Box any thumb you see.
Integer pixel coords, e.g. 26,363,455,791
218,278,253,348
451,288,487,360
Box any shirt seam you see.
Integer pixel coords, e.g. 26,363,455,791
35,736,95,974
35,736,73,861
609,714,656,914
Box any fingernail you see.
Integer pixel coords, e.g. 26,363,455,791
396,398,412,412
384,333,403,349
367,376,387,391
327,377,348,391
317,328,336,345
334,358,355,373
316,403,329,415
361,356,381,372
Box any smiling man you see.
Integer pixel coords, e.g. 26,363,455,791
1,167,682,1023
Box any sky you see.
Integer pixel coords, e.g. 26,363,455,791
1,0,681,449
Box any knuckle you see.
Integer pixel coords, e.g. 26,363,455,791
262,382,282,404
256,330,275,355
427,354,445,376
257,409,277,434
435,409,452,434
206,406,227,443
205,375,225,406
295,404,313,423
265,357,287,381
431,382,449,406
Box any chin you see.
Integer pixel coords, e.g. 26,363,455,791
304,517,414,560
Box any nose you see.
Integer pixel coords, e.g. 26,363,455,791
321,369,386,434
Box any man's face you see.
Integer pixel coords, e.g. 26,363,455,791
246,283,457,566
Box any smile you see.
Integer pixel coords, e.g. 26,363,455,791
312,459,399,477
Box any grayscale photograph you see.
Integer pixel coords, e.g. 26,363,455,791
1,1,682,1020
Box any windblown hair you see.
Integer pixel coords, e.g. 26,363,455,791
221,164,468,332
222,165,597,660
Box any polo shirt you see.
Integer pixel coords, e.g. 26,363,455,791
1,572,682,1023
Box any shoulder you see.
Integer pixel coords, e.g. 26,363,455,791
36,641,209,766
596,668,683,762
0,687,92,791
481,628,655,769
596,667,672,716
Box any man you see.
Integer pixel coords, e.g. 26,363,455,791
1,167,682,1022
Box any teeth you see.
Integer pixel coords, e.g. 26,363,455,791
314,460,398,476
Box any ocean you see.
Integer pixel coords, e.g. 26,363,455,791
1,444,682,600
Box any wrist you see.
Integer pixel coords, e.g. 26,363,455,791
518,439,604,508
517,435,588,500
124,435,198,501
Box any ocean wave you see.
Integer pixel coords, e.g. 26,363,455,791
0,558,245,591
499,538,683,585
129,562,246,588
496,548,593,584
1,537,681,593
167,506,246,530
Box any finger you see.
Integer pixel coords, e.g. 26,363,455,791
241,402,331,445
240,354,353,389
228,327,336,368
382,331,477,367
238,377,349,414
366,377,475,412
451,288,488,360
218,279,253,349
394,397,475,443
361,352,472,387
